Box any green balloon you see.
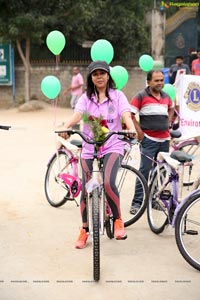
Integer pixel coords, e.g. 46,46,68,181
162,83,176,101
91,39,114,64
110,66,129,90
41,76,61,99
46,30,66,55
139,54,154,72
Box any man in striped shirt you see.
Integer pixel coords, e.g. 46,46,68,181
130,70,174,214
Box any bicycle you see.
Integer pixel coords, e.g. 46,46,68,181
147,149,193,235
44,132,148,226
145,145,200,271
51,129,148,281
123,126,200,189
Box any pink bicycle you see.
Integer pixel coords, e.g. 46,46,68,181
44,131,148,226
45,129,148,281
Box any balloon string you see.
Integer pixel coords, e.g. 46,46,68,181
53,97,58,129
56,55,59,70
54,56,59,151
53,97,58,151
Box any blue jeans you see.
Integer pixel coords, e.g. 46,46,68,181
132,136,170,206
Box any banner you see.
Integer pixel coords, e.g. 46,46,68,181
0,44,13,85
179,74,200,138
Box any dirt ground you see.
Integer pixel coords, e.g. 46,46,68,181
0,104,199,300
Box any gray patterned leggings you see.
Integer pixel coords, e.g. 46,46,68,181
80,152,123,223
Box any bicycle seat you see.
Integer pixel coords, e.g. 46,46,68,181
158,152,180,170
71,139,82,148
170,129,182,139
170,150,192,163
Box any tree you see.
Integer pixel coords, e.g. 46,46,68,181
0,0,99,102
0,0,153,102
0,1,50,102
85,0,153,58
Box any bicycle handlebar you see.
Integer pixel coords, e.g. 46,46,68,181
55,129,136,146
0,125,11,130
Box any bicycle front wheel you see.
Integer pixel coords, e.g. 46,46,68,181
105,217,114,239
44,150,73,207
175,192,200,271
178,140,200,186
147,164,170,234
117,164,148,227
92,188,100,281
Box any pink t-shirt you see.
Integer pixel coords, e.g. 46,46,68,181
192,58,200,75
75,89,131,159
71,73,84,96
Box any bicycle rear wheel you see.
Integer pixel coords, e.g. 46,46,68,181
175,192,200,271
177,140,200,186
92,188,100,281
117,164,148,227
147,164,170,234
44,150,73,207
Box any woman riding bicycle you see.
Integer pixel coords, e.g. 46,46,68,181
59,60,136,249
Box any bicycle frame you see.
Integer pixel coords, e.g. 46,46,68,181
55,130,138,222
172,187,200,228
54,129,147,281
86,157,106,236
156,151,185,202
147,150,193,227
53,136,82,199
150,152,180,220
57,135,109,233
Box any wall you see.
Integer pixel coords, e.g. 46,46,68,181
165,7,199,67
0,65,147,107
151,9,165,64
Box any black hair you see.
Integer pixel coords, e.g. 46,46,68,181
86,72,116,100
175,55,183,60
146,70,164,81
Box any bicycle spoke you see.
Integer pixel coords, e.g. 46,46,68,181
147,164,169,234
44,150,74,207
175,193,200,271
117,164,148,227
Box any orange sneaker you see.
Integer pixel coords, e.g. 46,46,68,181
75,228,89,249
114,218,127,240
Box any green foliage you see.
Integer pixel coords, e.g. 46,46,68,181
86,0,152,56
82,112,109,144
0,1,48,43
0,0,153,56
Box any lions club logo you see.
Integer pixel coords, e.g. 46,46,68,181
184,82,200,112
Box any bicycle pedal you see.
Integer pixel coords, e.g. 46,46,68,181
116,235,127,240
185,230,198,235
